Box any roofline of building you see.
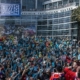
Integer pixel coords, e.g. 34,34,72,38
22,5,77,15
43,0,62,5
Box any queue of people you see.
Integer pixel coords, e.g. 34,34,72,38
0,35,80,80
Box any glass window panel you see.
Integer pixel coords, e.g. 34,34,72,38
69,0,73,3
72,29,77,34
53,31,57,35
59,24,64,29
43,15,47,19
76,3,79,6
37,26,47,30
21,15,31,19
0,20,5,25
37,31,41,35
48,26,52,30
22,0,35,10
59,18,64,23
53,25,58,30
48,20,52,24
37,15,43,19
31,15,37,19
37,0,45,10
59,24,69,29
58,1,62,7
64,30,69,35
71,23,78,28
40,31,47,36
75,0,79,3
46,4,49,9
53,13,58,18
49,3,52,8
59,30,69,35
48,31,52,35
53,31,60,35
59,12,64,17
75,0,79,5
64,24,70,29
56,31,60,35
47,14,52,19
15,0,20,3
53,2,57,9
65,11,71,16
63,0,68,5
64,17,71,22
53,19,58,24
42,20,47,25
1,0,6,3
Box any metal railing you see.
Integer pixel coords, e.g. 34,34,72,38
45,2,76,10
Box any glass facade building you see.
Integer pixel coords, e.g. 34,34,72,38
22,0,47,10
0,0,20,3
0,0,80,39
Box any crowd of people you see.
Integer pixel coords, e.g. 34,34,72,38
0,35,80,80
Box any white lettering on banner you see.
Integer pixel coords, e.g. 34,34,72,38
0,3,20,16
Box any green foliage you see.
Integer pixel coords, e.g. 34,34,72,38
72,6,80,22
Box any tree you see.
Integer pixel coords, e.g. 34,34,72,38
72,6,80,40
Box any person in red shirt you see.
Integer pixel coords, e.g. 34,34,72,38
50,72,61,80
64,67,76,80
66,56,72,63
50,66,63,80
64,66,80,80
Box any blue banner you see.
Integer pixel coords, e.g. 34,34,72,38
0,3,21,16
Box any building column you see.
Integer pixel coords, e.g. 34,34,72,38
68,0,69,4
57,2,58,8
62,0,63,5
21,0,22,10
79,0,80,6
35,0,37,9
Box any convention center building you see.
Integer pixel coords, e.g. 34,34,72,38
0,0,80,39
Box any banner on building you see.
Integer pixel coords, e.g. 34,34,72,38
0,3,20,16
